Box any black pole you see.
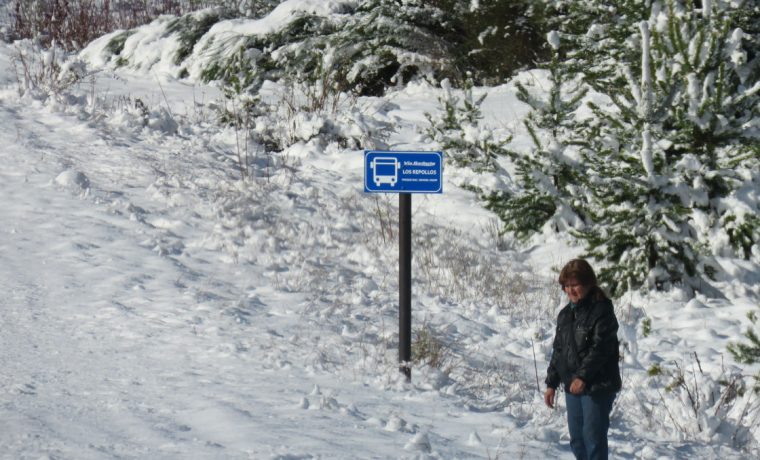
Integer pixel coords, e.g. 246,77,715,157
399,193,412,381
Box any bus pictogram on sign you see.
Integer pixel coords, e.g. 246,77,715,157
364,151,442,194
371,157,400,187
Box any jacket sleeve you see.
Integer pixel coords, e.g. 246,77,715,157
545,326,561,389
575,302,618,383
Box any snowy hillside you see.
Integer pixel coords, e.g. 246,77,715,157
1,2,760,459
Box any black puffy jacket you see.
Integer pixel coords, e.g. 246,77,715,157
545,291,622,395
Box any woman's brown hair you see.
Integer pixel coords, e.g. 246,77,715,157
559,258,609,301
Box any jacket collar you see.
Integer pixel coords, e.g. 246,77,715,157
569,289,595,311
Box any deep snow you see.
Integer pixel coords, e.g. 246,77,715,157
1,11,760,458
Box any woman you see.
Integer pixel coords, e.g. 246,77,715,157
544,259,621,460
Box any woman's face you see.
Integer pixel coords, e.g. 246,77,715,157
563,279,591,304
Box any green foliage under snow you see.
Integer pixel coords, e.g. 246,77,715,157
424,76,511,172
491,0,760,297
87,0,546,97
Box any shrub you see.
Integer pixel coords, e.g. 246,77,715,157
424,76,512,172
80,0,552,97
412,323,454,372
11,39,89,97
647,355,758,445
166,8,225,66
8,0,235,51
214,76,393,177
728,310,760,393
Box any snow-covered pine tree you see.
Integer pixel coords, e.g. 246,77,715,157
424,75,511,172
197,0,458,97
575,0,760,295
485,31,589,240
325,0,457,95
453,0,548,84
729,310,760,364
543,0,652,80
728,308,760,391
218,0,281,18
100,0,548,97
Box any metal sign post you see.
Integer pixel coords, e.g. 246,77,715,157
399,192,412,380
364,150,442,382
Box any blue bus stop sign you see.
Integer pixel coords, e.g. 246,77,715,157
364,151,443,194
363,150,442,381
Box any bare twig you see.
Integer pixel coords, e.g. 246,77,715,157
531,336,540,394
154,73,175,119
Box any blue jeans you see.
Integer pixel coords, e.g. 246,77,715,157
565,391,616,460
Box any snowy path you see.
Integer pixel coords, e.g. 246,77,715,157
0,102,295,457
0,102,233,457
0,95,526,459
0,103,345,458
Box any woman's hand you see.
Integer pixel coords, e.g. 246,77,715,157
569,378,586,395
544,387,556,408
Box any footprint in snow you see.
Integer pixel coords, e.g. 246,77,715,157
404,432,431,453
384,414,409,432
467,431,482,446
15,383,36,395
54,170,90,193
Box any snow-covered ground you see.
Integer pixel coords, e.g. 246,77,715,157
1,24,759,460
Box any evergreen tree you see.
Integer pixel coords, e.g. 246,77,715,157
424,75,511,172
485,31,589,240
543,0,651,80
728,308,760,392
293,0,549,91
499,0,760,296
196,0,458,97
100,0,550,95
451,0,549,84
729,310,760,365
327,0,458,95
574,0,760,295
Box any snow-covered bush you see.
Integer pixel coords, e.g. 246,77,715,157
11,39,90,98
209,0,279,18
647,356,760,447
251,94,393,152
412,323,457,374
106,97,179,135
729,309,760,393
82,0,551,98
223,0,548,90
215,78,393,173
8,0,199,50
424,77,511,172
88,0,458,97
164,7,228,68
